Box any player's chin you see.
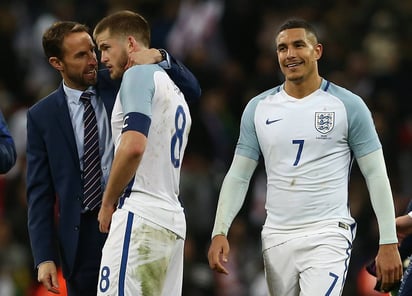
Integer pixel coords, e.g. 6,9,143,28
286,72,305,83
109,70,121,80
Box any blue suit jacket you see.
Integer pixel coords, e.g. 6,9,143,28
27,64,200,278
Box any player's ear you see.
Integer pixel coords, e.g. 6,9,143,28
314,43,323,60
127,36,141,54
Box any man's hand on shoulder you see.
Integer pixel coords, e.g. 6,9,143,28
126,48,163,70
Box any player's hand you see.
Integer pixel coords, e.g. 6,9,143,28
98,203,115,233
37,261,60,294
375,243,403,292
207,235,230,275
125,48,162,70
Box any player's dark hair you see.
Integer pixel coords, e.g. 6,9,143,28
93,10,150,47
42,21,90,60
277,18,319,43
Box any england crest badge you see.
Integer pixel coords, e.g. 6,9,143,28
315,112,335,134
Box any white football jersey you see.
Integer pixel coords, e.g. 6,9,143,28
236,79,380,246
111,64,191,239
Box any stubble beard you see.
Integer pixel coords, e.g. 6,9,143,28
111,50,129,80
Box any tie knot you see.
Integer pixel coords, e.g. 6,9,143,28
80,91,93,104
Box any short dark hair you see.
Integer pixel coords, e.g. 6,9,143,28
93,10,150,47
277,18,319,43
42,21,90,60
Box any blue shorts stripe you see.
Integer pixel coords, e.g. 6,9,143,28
119,212,134,296
339,239,352,295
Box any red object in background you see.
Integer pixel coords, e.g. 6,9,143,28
357,266,390,296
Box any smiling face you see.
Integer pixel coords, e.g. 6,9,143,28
276,28,322,85
50,31,98,90
94,29,129,80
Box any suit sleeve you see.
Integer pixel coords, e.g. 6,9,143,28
0,109,16,174
26,109,59,267
163,53,201,103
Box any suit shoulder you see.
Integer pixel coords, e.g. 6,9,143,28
28,88,62,115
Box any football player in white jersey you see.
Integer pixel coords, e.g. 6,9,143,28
208,18,402,295
93,11,192,295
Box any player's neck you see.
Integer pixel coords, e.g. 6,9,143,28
284,75,322,99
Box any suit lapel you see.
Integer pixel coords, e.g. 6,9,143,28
54,84,81,166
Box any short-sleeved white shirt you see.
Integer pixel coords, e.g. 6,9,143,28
111,64,191,239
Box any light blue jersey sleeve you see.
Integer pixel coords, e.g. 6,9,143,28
235,87,279,161
327,83,381,158
119,64,163,136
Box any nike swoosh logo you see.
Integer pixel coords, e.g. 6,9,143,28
266,118,282,125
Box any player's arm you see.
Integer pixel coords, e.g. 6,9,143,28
127,48,201,103
99,66,152,233
99,128,147,232
357,149,403,291
208,154,258,274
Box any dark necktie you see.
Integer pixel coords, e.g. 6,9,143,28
80,91,102,211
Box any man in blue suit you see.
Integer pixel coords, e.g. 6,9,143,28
26,21,200,296
0,109,16,174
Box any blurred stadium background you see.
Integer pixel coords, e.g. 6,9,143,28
1,0,412,295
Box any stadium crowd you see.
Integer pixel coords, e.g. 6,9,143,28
1,0,412,295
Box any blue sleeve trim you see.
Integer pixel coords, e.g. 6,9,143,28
326,81,381,158
322,80,330,91
122,112,151,137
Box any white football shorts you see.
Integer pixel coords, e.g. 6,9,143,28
263,231,352,296
97,208,184,296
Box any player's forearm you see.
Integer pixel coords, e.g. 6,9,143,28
211,154,258,238
103,132,145,207
357,149,397,244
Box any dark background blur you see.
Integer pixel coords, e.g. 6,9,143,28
1,0,412,295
